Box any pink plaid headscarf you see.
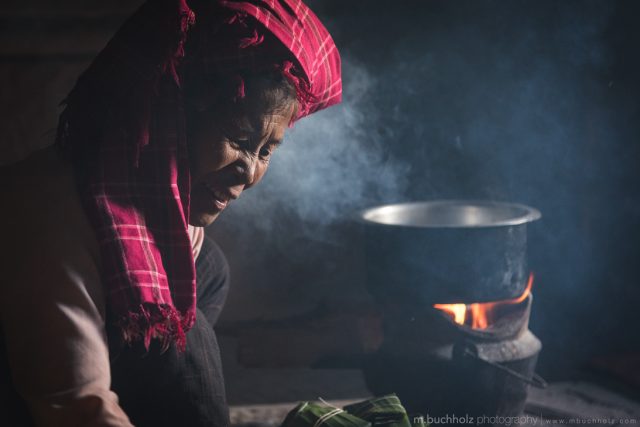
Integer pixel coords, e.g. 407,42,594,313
217,0,342,118
56,0,341,351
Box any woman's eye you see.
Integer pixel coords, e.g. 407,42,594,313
227,137,249,149
259,146,272,159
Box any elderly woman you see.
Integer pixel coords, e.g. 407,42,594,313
0,0,341,425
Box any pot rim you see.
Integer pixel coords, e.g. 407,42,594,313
357,200,542,229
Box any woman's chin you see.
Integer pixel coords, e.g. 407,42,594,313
188,210,221,227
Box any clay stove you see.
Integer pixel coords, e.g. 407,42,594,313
358,201,544,424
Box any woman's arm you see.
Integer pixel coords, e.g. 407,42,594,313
0,147,133,426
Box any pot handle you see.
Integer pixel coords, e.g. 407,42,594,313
454,341,548,389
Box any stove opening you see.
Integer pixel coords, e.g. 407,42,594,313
433,273,534,330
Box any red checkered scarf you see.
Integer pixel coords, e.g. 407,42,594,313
55,0,341,351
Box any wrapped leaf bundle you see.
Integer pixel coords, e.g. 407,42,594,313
344,394,411,427
280,395,427,427
281,401,371,427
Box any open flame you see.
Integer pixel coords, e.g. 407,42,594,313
433,273,534,330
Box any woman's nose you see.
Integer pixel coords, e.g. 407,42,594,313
232,155,258,187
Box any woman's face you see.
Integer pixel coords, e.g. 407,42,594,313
187,99,295,227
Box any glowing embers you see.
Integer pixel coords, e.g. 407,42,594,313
433,273,534,330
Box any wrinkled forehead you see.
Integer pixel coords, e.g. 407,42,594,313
226,101,296,139
195,71,297,127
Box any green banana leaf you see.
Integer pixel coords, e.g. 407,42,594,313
344,394,411,427
280,395,428,427
281,401,371,427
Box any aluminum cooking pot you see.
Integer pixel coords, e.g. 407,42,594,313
358,200,541,305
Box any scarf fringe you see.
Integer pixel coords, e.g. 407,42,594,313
118,303,196,353
164,0,195,87
280,60,317,120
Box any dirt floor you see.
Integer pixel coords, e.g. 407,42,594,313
229,381,640,426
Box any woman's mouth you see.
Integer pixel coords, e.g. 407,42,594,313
203,183,233,211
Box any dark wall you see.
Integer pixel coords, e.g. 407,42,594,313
0,0,141,162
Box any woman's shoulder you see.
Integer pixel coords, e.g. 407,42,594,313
1,144,102,276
